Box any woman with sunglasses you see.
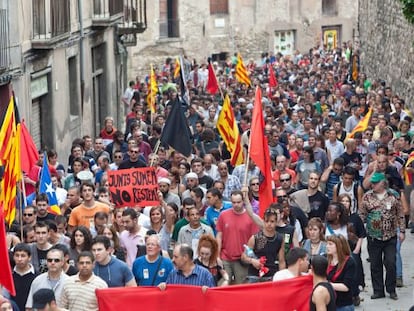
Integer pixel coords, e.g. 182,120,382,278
326,234,356,311
248,177,260,215
241,207,286,283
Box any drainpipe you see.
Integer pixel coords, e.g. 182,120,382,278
78,0,85,112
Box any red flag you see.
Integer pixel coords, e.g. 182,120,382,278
20,119,39,173
0,204,16,296
250,87,273,216
206,61,219,95
268,64,278,88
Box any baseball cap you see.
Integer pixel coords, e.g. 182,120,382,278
33,288,56,308
370,172,386,184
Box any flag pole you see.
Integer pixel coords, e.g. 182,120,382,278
19,174,27,241
150,64,154,125
150,140,161,167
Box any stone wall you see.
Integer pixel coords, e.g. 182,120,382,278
358,0,414,108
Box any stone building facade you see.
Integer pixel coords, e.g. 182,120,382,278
128,0,357,78
0,0,146,162
358,0,414,108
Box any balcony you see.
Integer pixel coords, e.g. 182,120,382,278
0,9,10,74
118,0,147,35
92,0,124,26
32,0,70,49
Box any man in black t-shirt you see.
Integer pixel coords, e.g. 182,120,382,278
118,146,147,170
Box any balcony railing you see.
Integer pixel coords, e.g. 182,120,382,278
118,0,147,34
32,0,70,44
93,0,124,22
0,9,10,73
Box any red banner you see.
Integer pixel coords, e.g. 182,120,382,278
107,167,159,208
96,275,313,311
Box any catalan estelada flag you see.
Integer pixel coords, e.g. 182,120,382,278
39,153,61,215
348,107,373,138
216,95,244,166
0,95,21,225
235,53,251,86
147,64,158,113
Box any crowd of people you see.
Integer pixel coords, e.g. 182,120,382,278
1,41,414,311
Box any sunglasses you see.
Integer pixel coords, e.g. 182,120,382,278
365,133,373,136
130,150,139,154
47,258,61,263
250,183,259,186
277,195,288,200
280,178,291,182
23,213,33,216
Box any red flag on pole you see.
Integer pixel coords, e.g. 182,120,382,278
249,87,273,216
206,61,219,95
268,64,278,88
0,204,16,296
20,119,39,173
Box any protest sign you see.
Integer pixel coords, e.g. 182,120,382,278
107,167,159,207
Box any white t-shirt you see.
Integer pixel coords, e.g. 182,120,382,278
273,269,296,281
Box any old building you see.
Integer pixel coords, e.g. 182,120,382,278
128,0,357,78
0,0,146,162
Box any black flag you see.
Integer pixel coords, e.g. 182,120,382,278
160,98,192,157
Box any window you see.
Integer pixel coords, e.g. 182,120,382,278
322,0,337,16
159,0,179,38
210,0,228,15
33,0,70,39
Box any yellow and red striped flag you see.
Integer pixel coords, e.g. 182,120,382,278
173,58,181,79
347,107,373,138
235,53,251,86
147,64,158,113
403,151,414,185
0,95,21,225
217,95,244,166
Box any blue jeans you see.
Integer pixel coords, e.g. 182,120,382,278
396,228,402,278
337,305,355,311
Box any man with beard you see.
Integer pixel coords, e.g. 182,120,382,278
158,178,181,208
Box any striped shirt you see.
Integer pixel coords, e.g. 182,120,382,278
166,264,215,287
60,273,108,311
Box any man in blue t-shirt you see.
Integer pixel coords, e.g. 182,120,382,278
91,236,136,287
204,188,232,235
132,235,173,286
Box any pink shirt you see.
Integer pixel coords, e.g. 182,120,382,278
216,209,259,261
120,226,148,267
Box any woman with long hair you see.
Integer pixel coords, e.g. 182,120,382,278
194,234,230,286
102,225,125,262
68,226,92,265
295,146,321,189
337,193,366,306
149,205,176,251
167,167,181,195
326,234,356,310
111,208,125,233
302,217,327,256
